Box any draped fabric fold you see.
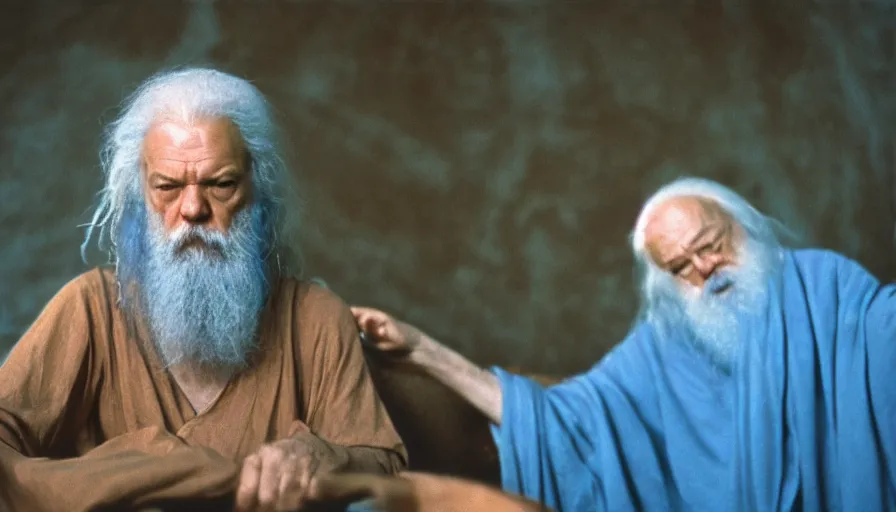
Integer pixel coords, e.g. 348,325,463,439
492,249,896,511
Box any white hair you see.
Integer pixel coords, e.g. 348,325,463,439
81,67,303,276
629,177,795,359
630,177,789,258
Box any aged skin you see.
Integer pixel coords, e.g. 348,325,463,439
142,118,251,237
0,69,406,512
141,117,354,511
139,118,250,414
348,179,896,511
307,472,550,512
348,195,746,427
642,196,741,290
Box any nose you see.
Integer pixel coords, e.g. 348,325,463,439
179,185,211,224
692,253,724,283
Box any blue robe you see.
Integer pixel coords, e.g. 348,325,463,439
491,249,895,511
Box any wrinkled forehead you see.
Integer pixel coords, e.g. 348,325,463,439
142,116,247,167
643,196,731,262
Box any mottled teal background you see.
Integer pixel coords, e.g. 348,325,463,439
1,1,893,375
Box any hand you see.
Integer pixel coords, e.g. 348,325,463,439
306,473,417,512
350,307,424,357
235,434,347,512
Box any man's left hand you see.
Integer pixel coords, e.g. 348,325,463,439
234,434,348,512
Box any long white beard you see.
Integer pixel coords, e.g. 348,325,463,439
141,207,269,370
646,238,780,367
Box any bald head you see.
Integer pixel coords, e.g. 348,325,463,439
642,196,742,291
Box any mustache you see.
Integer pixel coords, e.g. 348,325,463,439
167,224,227,256
703,271,734,296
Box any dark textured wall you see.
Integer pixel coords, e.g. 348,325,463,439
1,1,893,375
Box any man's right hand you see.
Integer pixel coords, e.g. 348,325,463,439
350,307,423,358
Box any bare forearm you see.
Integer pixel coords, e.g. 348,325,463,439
410,335,503,425
402,472,550,512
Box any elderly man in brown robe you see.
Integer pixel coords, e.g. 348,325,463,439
0,68,406,512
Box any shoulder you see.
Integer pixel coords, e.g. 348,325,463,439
275,278,364,371
11,267,116,362
291,279,353,320
788,248,878,283
789,248,852,266
786,249,882,307
274,276,356,334
44,266,117,312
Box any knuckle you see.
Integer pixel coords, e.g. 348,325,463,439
258,487,276,504
259,446,283,462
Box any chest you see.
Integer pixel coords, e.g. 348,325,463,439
88,310,304,457
172,373,230,414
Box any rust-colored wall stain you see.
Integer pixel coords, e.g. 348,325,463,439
1,2,893,376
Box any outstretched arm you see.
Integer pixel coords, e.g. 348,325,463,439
352,307,504,425
307,471,550,511
409,333,503,425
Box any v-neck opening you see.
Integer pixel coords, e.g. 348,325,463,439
170,372,234,423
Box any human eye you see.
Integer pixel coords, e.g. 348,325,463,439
155,182,180,191
671,262,693,276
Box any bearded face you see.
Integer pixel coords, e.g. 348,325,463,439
644,237,778,365
140,204,269,369
115,117,272,371
639,196,782,366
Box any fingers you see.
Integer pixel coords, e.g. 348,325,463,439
237,449,311,512
351,307,399,346
351,307,396,335
292,457,315,508
256,448,284,511
276,455,302,511
349,306,372,323
350,306,380,318
350,307,383,333
235,454,262,512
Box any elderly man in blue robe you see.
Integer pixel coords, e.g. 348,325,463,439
351,177,896,511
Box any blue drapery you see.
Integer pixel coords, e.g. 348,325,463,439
491,249,895,511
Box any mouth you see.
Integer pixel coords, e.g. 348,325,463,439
177,237,206,251
707,276,734,295
175,237,223,257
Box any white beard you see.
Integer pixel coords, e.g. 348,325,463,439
140,206,269,370
645,238,781,367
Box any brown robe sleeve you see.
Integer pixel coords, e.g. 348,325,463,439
0,272,239,512
0,274,100,457
297,283,408,473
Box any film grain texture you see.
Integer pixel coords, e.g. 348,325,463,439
1,1,893,374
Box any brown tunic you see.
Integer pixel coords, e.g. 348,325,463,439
0,268,407,511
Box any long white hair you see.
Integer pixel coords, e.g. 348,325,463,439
81,67,303,278
629,177,795,360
